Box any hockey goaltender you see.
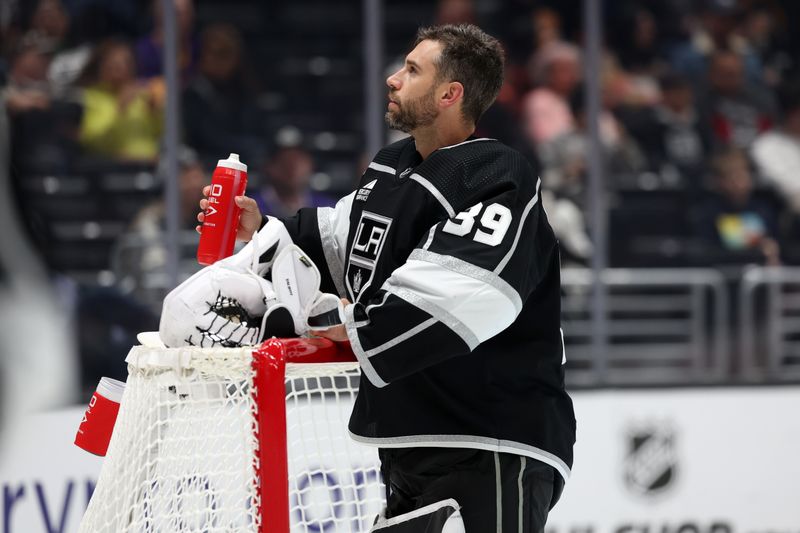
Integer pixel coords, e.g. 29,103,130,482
172,23,576,533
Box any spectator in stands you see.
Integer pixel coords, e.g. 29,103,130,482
531,7,562,51
521,40,581,146
182,23,265,167
48,4,119,98
740,2,793,88
751,81,800,215
4,41,51,118
254,144,336,218
603,6,667,111
668,0,763,88
692,147,781,266
488,7,563,130
620,72,712,191
135,0,198,83
611,6,666,79
77,38,164,162
602,49,661,110
539,85,646,199
129,147,207,240
501,7,563,87
76,282,159,396
435,0,475,25
116,147,207,307
697,49,775,150
4,40,78,172
541,189,593,266
26,0,69,53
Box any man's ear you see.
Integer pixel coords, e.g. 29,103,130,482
439,81,464,109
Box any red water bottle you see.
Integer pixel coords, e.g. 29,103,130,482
74,377,125,456
197,153,248,265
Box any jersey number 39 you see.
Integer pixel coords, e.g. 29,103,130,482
442,202,512,246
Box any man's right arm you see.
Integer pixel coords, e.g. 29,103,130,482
197,187,354,297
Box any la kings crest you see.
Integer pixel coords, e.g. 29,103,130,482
346,211,392,301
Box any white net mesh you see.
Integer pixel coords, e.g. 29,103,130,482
285,364,384,532
79,346,261,532
79,344,383,533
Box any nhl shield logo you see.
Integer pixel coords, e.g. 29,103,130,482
346,211,392,301
623,422,678,497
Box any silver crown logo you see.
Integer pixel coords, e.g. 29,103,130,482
353,270,363,293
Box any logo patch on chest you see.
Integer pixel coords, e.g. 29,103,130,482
346,211,392,300
355,179,377,202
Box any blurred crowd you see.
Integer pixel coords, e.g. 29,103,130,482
481,0,800,268
2,0,800,397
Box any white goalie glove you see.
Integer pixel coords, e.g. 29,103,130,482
159,218,344,348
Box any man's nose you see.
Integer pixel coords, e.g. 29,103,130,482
386,71,401,89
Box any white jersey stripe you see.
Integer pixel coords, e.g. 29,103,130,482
385,281,480,350
384,258,518,344
421,225,437,250
409,249,522,312
495,452,502,533
517,456,526,532
436,137,495,150
348,432,572,480
495,178,541,274
368,162,396,175
317,192,355,297
409,173,456,217
365,317,437,358
344,304,388,388
364,291,391,317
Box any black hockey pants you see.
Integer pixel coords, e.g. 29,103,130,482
379,447,564,533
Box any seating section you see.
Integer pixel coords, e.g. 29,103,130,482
17,164,162,282
10,0,800,388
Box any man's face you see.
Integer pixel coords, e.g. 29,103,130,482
710,53,744,95
100,45,135,87
201,32,240,82
663,85,692,112
385,40,443,132
717,159,752,206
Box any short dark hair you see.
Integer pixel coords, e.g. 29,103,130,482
414,24,505,124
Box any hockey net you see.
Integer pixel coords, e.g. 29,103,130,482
79,337,384,532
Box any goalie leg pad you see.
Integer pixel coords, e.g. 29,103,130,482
370,499,465,533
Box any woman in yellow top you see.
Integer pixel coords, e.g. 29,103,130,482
78,39,164,162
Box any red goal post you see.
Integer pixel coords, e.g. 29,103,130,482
79,337,384,532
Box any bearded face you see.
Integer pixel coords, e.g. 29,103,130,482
385,85,439,133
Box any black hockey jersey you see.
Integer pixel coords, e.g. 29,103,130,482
281,136,576,480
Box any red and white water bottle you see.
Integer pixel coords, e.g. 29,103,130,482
197,153,249,265
74,377,125,456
